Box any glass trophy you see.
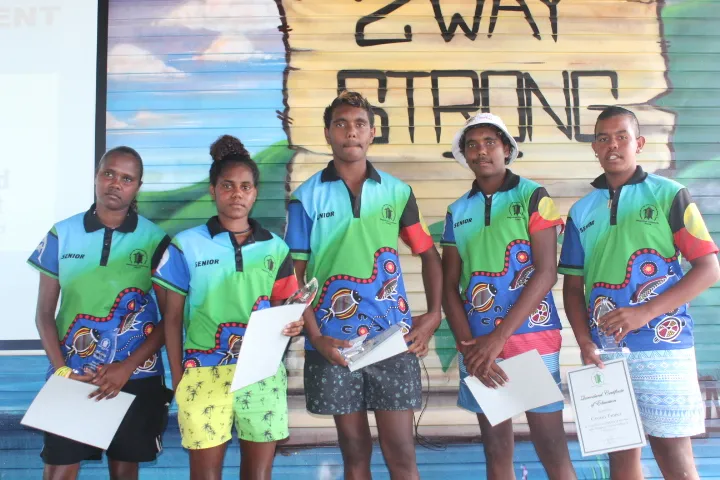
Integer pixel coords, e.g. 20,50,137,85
285,277,318,306
86,328,119,373
594,311,630,355
340,321,410,366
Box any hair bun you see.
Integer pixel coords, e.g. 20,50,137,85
209,135,249,162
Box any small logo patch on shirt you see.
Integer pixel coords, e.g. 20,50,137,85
637,204,659,225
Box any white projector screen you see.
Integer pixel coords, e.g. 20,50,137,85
0,1,107,349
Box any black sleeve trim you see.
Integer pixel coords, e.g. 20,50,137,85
528,187,549,216
399,188,421,229
669,188,692,234
275,252,295,281
558,263,583,271
150,235,172,271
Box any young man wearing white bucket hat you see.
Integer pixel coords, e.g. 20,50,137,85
440,113,576,479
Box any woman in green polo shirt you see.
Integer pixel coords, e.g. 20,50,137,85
154,135,303,480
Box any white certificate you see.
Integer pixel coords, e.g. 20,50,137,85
567,358,646,457
231,303,306,392
21,376,136,450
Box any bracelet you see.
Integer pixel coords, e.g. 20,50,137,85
53,366,72,378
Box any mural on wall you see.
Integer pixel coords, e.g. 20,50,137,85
106,0,720,381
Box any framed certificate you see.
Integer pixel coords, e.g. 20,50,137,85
567,358,646,457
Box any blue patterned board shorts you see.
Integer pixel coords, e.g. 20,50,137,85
304,350,422,415
601,348,705,438
458,330,564,415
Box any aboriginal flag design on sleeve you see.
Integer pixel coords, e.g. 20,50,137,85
528,187,564,235
669,188,719,261
399,189,434,254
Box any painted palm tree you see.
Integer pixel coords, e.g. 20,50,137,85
223,380,232,394
258,379,267,390
195,380,205,390
243,390,252,399
240,398,250,410
271,386,280,399
192,440,202,449
264,430,274,442
202,405,216,417
210,366,220,381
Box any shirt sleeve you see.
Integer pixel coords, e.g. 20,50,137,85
27,227,59,279
669,188,719,261
284,196,313,262
558,217,585,276
150,234,172,273
151,240,190,296
528,187,565,235
440,210,456,247
399,189,434,254
271,251,300,301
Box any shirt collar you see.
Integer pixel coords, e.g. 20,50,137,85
591,166,647,190
205,216,272,242
320,160,382,184
83,204,138,233
468,170,521,198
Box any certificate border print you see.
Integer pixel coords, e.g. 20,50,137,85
567,358,646,457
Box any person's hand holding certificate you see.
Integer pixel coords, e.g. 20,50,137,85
567,358,646,456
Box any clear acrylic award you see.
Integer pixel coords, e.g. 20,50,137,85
285,277,318,306
594,306,630,355
86,328,119,373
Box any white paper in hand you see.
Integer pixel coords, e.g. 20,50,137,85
231,303,306,392
463,349,564,426
21,375,136,450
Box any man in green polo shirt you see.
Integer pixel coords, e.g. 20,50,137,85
560,106,720,479
285,91,443,479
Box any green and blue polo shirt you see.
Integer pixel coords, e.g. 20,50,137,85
441,171,565,338
27,206,170,379
284,161,434,348
559,166,718,351
152,217,298,369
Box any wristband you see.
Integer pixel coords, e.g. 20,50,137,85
53,366,72,378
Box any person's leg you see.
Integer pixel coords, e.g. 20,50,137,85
608,448,643,480
234,365,289,479
41,432,101,480
625,348,704,480
364,352,423,479
375,409,418,480
478,414,516,480
43,465,80,480
334,411,373,480
239,441,278,480
189,443,229,480
107,460,139,480
304,350,368,478
106,377,171,480
178,366,236,480
648,436,699,480
526,411,576,480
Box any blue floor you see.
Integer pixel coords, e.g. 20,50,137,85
1,413,719,479
1,356,719,478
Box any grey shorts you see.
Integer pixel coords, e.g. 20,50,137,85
304,350,422,415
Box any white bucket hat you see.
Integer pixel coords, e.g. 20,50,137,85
451,112,519,168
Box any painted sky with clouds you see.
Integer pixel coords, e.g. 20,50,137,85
106,0,287,189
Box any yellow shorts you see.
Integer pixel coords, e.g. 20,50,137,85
176,364,289,449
